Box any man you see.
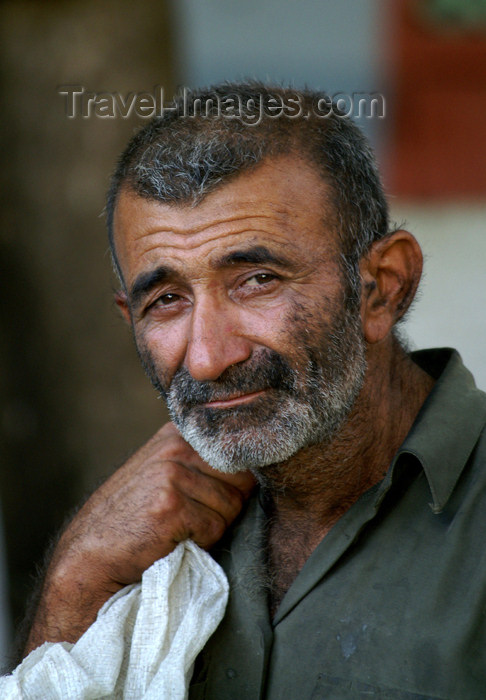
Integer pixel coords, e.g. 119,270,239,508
24,84,486,698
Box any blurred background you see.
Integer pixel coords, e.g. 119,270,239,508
0,0,485,667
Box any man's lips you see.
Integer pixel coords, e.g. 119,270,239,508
203,389,267,409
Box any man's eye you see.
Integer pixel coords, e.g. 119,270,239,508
244,273,276,287
153,293,180,306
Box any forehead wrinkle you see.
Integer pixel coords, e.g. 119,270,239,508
132,225,303,260
131,208,293,243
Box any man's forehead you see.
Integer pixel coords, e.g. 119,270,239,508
113,155,338,280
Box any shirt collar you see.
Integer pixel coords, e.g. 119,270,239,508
394,348,486,513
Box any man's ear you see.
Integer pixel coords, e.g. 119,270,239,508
360,230,422,344
114,290,132,324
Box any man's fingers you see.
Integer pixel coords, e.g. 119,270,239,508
143,421,257,498
141,459,247,531
176,500,229,550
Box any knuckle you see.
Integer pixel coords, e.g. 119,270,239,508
157,459,184,484
187,512,226,549
207,516,227,543
159,421,178,437
222,485,245,514
157,437,183,461
154,486,184,517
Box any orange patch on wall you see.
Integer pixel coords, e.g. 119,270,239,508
389,0,486,198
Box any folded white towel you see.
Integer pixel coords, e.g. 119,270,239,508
0,540,228,699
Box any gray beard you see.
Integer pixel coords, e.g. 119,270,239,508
159,307,367,475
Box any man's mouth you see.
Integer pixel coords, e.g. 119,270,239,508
203,389,267,409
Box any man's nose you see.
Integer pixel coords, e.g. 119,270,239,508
184,295,253,381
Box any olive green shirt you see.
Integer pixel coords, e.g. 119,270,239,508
189,349,486,700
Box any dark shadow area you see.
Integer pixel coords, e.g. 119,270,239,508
0,0,175,654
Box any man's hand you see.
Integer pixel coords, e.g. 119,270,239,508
24,422,255,654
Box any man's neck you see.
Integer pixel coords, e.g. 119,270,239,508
258,337,435,613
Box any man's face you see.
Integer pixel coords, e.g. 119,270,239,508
114,156,366,473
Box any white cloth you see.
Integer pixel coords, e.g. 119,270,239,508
0,540,228,699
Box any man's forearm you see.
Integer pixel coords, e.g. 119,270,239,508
23,543,123,655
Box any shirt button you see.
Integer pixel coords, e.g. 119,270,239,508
226,668,237,679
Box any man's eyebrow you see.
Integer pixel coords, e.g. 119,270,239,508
215,245,297,269
129,266,175,307
129,246,297,307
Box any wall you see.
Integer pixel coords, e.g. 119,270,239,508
393,204,486,390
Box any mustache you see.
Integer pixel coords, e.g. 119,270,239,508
168,349,296,410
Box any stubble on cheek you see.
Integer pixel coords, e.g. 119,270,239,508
133,334,171,400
